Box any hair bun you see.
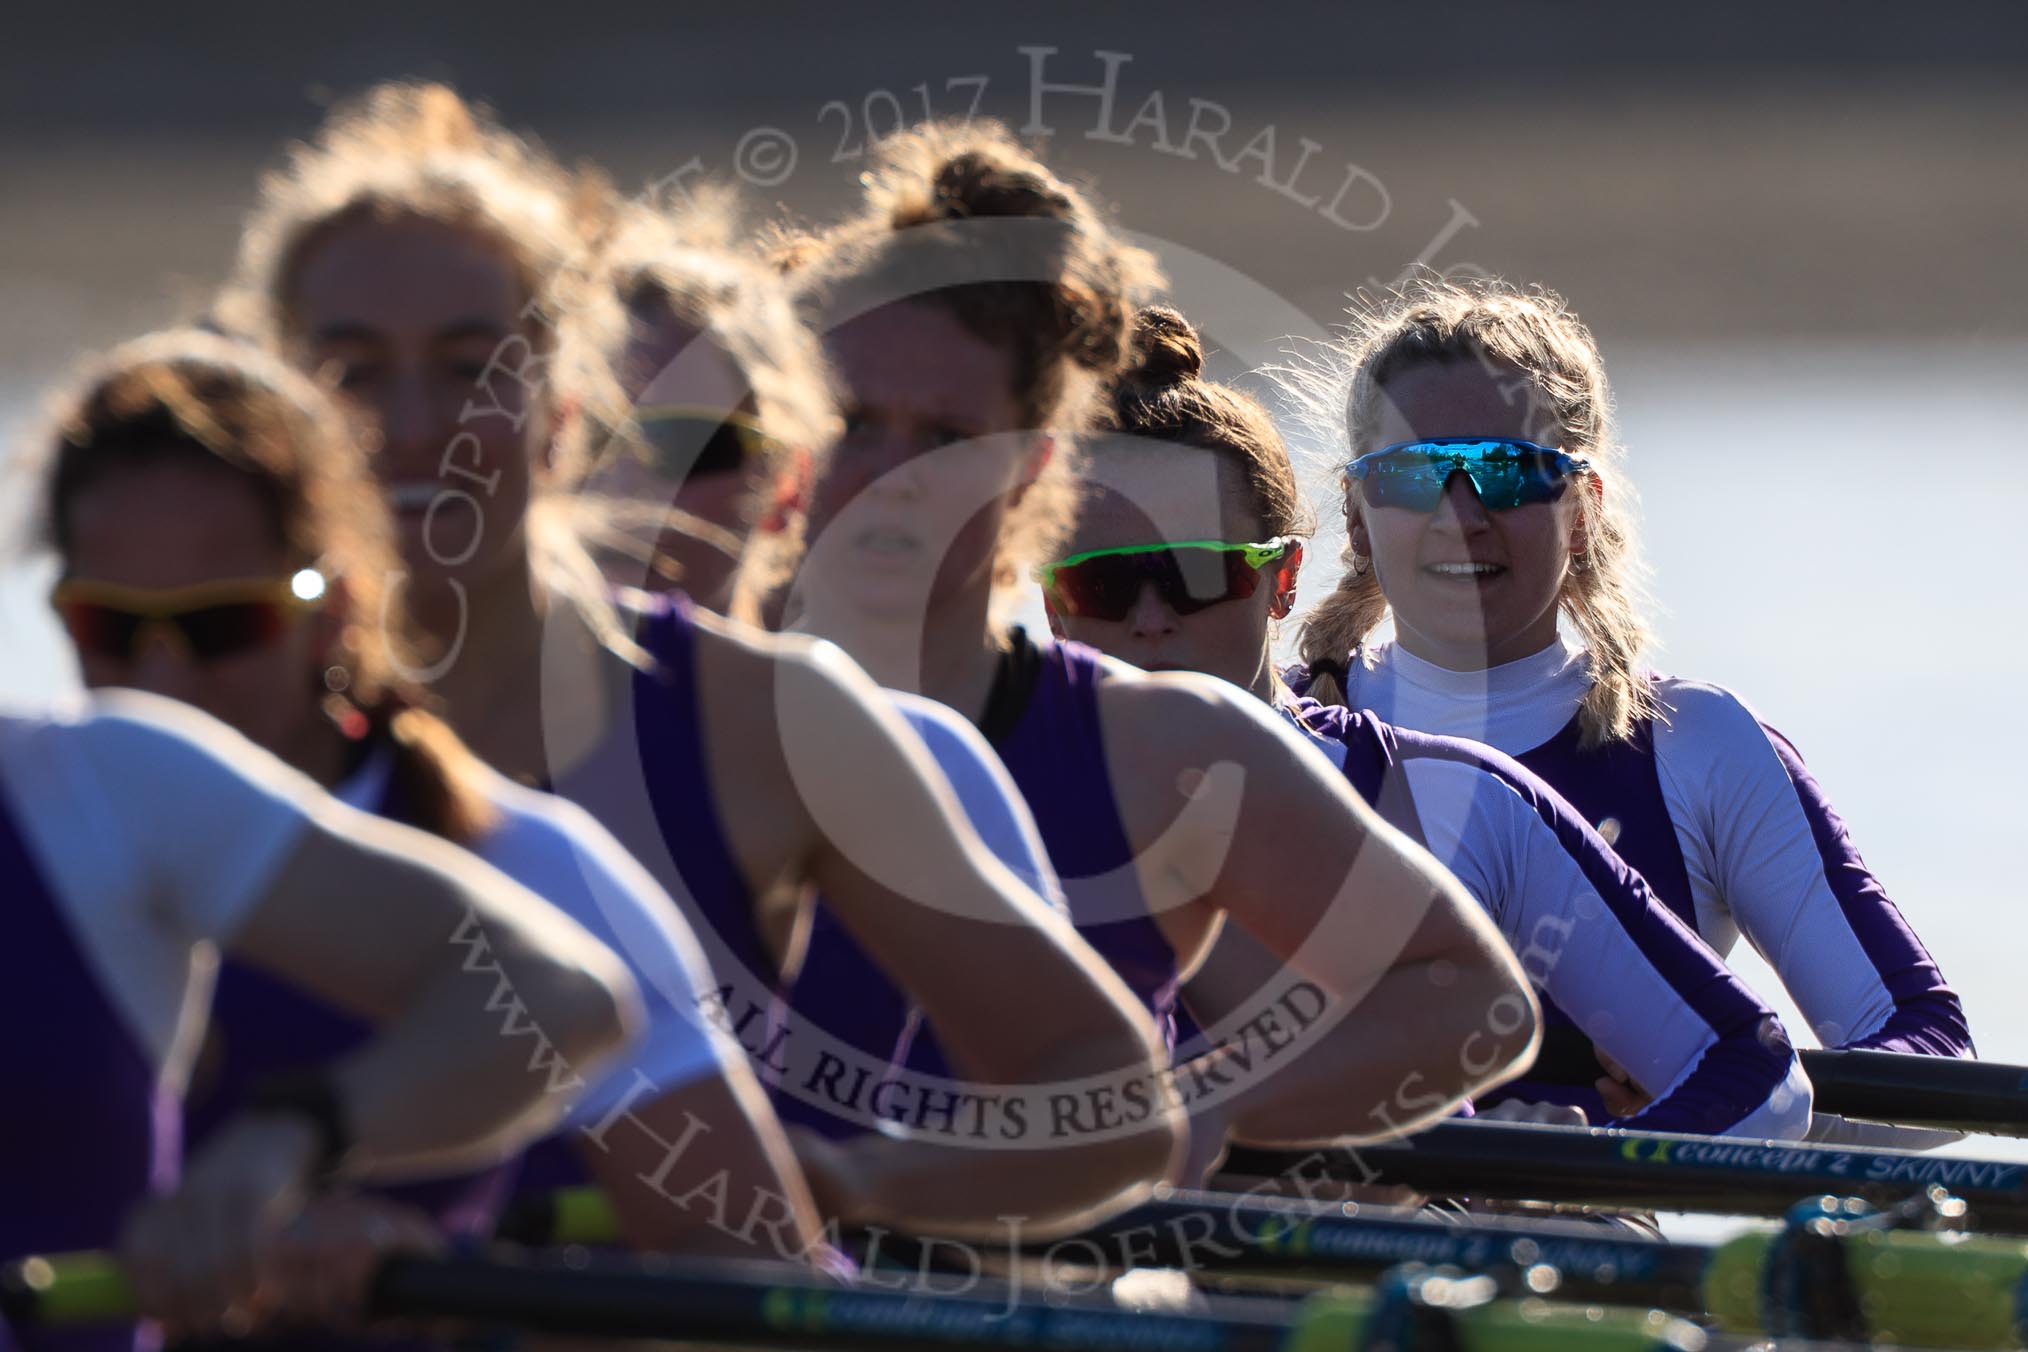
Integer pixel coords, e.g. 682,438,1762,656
866,122,1080,231
916,149,1074,226
809,120,1163,394
1122,306,1203,390
930,151,1062,222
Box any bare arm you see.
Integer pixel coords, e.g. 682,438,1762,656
1109,677,1537,1144
793,1121,1164,1243
226,811,642,1174
577,1062,830,1260
767,641,1183,1230
64,695,640,1171
91,702,638,1336
1179,917,1526,1169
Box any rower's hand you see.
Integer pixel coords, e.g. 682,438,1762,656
1594,1048,1654,1119
118,1114,320,1339
269,1194,442,1329
1475,1099,1588,1127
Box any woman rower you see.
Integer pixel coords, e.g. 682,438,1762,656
767,119,1540,1163
0,687,633,1348
1042,304,1810,1148
217,80,1178,1235
585,193,1063,913
581,190,821,611
1283,276,1968,1134
37,327,827,1259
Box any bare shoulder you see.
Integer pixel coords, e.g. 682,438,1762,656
685,614,911,845
690,607,875,709
1093,662,1305,770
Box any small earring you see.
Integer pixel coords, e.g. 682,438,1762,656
1349,552,1371,577
323,664,352,693
320,691,370,741
1571,553,1591,573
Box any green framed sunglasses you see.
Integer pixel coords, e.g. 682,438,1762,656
1036,538,1300,621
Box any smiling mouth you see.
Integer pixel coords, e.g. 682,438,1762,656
1424,561,1506,579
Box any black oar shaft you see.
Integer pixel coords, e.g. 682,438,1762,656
504,1183,1711,1307
1056,1190,1710,1306
1528,1025,2028,1138
1804,1049,2028,1136
372,1251,1306,1352
1223,1121,2028,1229
0,1249,1862,1351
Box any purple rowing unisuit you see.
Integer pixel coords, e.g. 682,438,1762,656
626,601,1092,1139
1291,640,1970,1062
987,637,1183,1037
628,592,910,1139
1280,696,1809,1136
0,799,169,1352
177,747,516,1352
784,633,1187,1093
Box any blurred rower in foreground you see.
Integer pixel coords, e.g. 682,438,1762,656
37,327,822,1261
0,687,634,1349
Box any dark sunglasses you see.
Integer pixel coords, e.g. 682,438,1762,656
629,405,779,479
1348,438,1592,512
52,574,324,664
1036,538,1299,622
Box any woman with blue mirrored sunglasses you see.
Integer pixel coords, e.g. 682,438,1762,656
1287,279,1970,1145
1348,437,1592,513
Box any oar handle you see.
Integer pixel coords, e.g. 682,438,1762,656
0,1253,131,1326
1223,1120,2028,1229
1524,1030,2028,1137
1805,1049,2028,1136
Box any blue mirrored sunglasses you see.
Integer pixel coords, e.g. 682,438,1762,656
1347,438,1592,512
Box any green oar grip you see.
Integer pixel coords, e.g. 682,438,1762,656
518,1184,2028,1347
0,1253,134,1325
1704,1227,2028,1349
1284,1289,1701,1352
551,1186,622,1244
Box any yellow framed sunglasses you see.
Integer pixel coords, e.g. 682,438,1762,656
51,572,326,663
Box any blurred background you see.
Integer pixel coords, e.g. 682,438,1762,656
3,4,2025,1103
